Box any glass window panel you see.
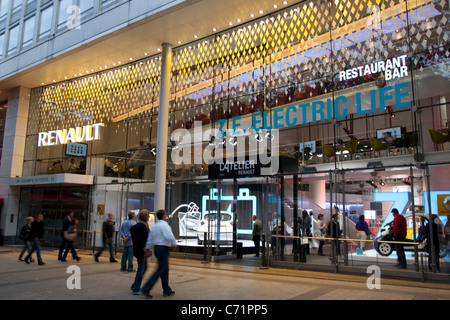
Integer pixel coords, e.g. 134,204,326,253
0,0,11,19
22,14,34,47
0,33,4,59
79,0,93,14
57,0,71,30
7,24,18,55
38,5,52,39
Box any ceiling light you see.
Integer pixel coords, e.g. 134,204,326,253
237,18,241,23
283,1,288,4
194,35,198,38
229,21,233,25
177,41,182,44
259,10,264,14
250,13,254,17
273,5,278,8
212,28,216,32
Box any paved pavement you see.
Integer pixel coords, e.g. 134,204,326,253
1,245,449,314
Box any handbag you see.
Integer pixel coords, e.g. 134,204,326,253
64,231,77,241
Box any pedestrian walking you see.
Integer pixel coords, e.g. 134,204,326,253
316,214,326,256
392,208,407,269
25,213,45,265
94,213,118,263
18,216,34,261
61,218,81,262
120,211,136,272
252,215,262,257
58,211,74,261
140,209,177,299
130,209,151,295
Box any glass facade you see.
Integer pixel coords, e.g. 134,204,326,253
15,0,450,274
0,0,121,59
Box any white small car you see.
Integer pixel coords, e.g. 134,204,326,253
169,202,201,238
197,210,234,245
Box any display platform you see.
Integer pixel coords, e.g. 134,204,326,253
347,249,450,264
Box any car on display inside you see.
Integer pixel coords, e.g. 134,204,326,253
169,202,202,238
374,213,448,258
197,209,234,245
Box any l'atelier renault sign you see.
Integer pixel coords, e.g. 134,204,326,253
208,157,268,179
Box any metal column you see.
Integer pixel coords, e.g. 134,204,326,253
154,43,173,212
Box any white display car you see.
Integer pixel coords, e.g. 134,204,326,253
169,202,201,238
374,213,447,258
197,208,234,245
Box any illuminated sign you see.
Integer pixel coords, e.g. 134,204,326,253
221,82,411,133
202,188,257,235
339,55,408,82
38,123,103,147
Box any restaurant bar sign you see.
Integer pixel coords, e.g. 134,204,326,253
38,123,103,147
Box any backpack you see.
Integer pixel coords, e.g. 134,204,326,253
19,226,28,241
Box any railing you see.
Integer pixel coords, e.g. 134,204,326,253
269,233,431,274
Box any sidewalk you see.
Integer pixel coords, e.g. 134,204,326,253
2,245,449,291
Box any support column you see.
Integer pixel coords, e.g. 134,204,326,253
154,43,173,212
0,87,30,244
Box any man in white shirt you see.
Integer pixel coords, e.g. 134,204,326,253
141,209,177,298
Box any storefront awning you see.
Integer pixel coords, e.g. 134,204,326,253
10,174,94,187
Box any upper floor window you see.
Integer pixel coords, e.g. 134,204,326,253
0,0,11,20
0,33,5,59
22,14,34,48
6,23,18,55
56,0,71,30
38,4,52,40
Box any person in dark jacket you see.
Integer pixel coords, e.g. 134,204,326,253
130,209,151,294
425,215,441,272
18,216,34,261
25,213,45,265
392,208,407,269
94,213,118,262
327,213,341,257
58,211,74,261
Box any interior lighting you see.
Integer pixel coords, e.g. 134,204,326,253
259,10,264,14
273,5,278,9
283,1,288,4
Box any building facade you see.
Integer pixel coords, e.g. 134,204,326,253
0,0,449,276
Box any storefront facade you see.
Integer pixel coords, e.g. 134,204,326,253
0,0,449,278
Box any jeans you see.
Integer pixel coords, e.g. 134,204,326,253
131,256,147,292
26,239,43,264
19,241,32,260
141,246,173,295
318,240,324,255
357,232,367,249
95,238,114,260
121,246,134,271
253,235,260,257
58,238,68,260
394,237,406,268
62,241,79,260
